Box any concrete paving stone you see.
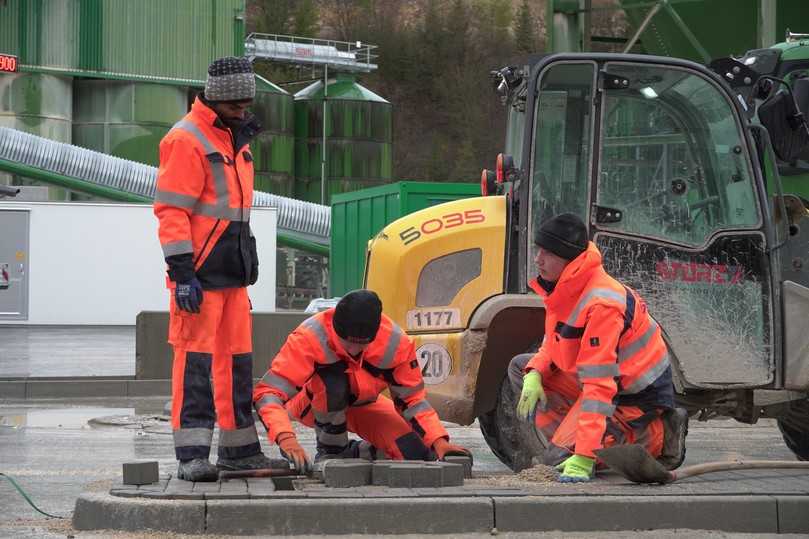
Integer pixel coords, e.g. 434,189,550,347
205,491,250,500
0,381,26,399
270,476,296,490
126,379,171,397
246,478,276,495
73,492,205,533
305,490,364,498
387,464,416,488
26,379,129,398
163,478,196,496
122,461,159,485
443,455,473,478
468,488,526,497
218,478,248,494
324,460,372,487
205,497,494,535
776,495,809,533
411,464,442,488
432,461,464,486
136,483,166,494
494,495,778,532
166,492,205,500
192,481,220,493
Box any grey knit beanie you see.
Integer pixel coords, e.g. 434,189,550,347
204,56,255,102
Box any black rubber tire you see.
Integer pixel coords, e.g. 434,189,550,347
777,398,809,461
478,375,547,472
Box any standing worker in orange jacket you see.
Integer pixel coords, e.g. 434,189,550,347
154,56,273,481
254,289,471,471
511,213,687,482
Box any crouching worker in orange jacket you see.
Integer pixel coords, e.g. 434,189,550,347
511,213,687,483
254,289,471,472
154,56,274,482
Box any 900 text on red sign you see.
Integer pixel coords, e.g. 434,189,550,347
0,54,18,73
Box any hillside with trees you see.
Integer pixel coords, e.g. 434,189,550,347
247,0,627,183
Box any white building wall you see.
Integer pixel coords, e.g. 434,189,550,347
0,202,276,325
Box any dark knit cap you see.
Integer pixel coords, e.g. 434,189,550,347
333,289,383,344
204,56,255,102
534,213,588,260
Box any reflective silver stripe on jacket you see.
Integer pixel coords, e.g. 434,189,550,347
218,425,259,447
390,382,424,399
621,352,671,394
316,430,348,447
618,316,659,363
172,119,248,222
173,427,214,447
577,363,620,379
378,323,403,369
255,394,285,410
580,399,616,416
155,189,198,208
161,239,193,257
302,317,340,364
566,287,626,326
403,399,433,420
261,372,299,400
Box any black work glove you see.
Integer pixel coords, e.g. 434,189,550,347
175,277,204,313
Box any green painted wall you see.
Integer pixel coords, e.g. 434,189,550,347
252,77,295,196
72,80,187,165
0,0,244,80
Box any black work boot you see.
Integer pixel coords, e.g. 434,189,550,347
216,452,288,471
657,407,688,470
177,458,219,482
315,439,377,463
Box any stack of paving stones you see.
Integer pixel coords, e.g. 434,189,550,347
109,456,504,500
322,458,467,488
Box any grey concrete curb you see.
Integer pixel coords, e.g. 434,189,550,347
72,491,809,534
0,378,172,398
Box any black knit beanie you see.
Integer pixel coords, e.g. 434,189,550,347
205,56,255,102
333,289,383,344
534,213,588,260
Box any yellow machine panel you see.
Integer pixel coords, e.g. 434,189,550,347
365,196,507,332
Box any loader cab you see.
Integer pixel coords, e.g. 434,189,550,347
519,54,784,391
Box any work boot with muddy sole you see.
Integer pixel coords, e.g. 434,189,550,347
657,407,688,470
216,452,288,471
177,458,219,482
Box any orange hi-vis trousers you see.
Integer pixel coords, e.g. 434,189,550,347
169,287,260,461
285,387,432,461
509,354,664,465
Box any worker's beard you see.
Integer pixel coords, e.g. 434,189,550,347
221,116,245,131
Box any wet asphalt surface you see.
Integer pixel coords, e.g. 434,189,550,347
0,327,806,537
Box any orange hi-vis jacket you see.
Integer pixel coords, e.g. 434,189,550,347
254,310,449,448
154,97,259,289
526,242,672,458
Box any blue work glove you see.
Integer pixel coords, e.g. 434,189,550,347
175,277,204,313
556,454,595,483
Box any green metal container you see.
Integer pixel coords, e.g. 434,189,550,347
0,72,72,199
72,80,186,165
620,0,809,62
0,0,244,82
251,76,295,196
294,74,392,204
329,181,481,296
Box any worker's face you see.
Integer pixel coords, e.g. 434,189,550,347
535,246,570,282
211,99,253,123
337,336,370,359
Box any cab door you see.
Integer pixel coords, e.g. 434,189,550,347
591,61,772,387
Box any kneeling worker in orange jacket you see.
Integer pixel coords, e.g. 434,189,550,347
154,56,274,481
254,289,470,471
512,213,687,482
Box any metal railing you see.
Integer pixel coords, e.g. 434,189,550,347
245,33,378,73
